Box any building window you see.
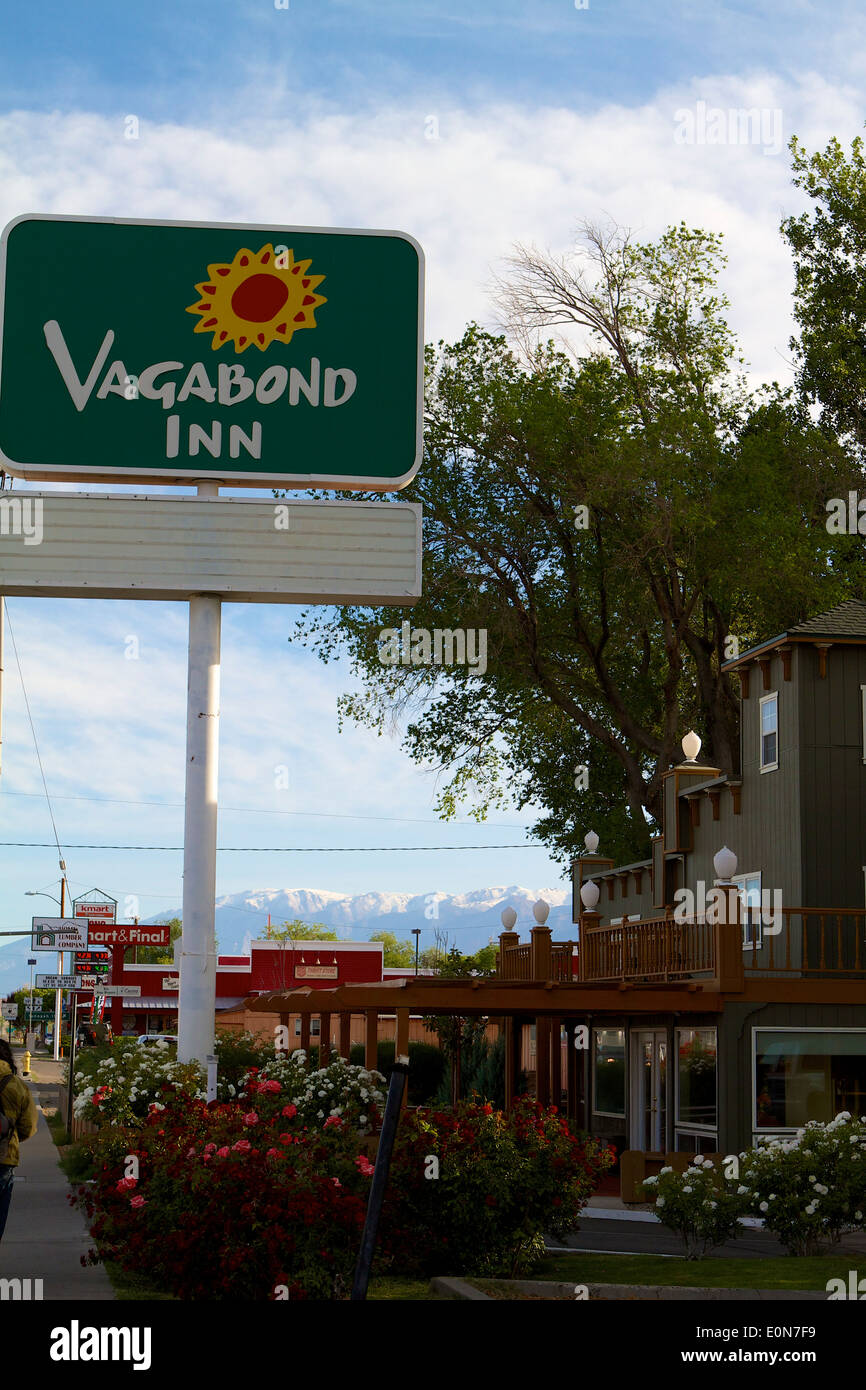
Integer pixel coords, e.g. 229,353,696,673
675,1027,718,1134
753,1028,866,1132
293,1018,321,1036
759,692,778,771
732,872,763,951
593,1027,626,1116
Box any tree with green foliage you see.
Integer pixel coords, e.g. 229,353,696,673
265,919,340,943
367,930,416,967
782,133,866,452
293,222,853,865
132,917,182,966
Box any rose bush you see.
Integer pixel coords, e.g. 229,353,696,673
76,1092,382,1299
75,1093,612,1295
378,1098,614,1278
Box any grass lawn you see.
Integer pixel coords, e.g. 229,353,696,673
368,1278,437,1300
539,1252,857,1291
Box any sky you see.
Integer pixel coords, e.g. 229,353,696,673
1,0,864,946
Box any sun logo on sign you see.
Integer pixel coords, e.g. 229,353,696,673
186,244,327,352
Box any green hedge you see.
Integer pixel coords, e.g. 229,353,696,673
349,1040,446,1104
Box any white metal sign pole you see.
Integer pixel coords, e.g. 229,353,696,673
177,481,221,1065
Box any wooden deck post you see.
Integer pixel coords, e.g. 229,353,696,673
339,1011,352,1061
396,1007,410,1108
364,1009,378,1073
713,884,744,992
320,1011,332,1063
535,1016,551,1106
300,1013,311,1056
565,1018,579,1125
498,930,519,979
550,1015,562,1109
530,922,552,979
504,1017,516,1111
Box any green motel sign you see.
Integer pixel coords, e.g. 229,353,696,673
0,215,423,488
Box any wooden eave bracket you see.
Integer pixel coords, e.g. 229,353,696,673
815,642,832,678
778,646,792,681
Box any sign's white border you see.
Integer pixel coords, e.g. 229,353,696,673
0,213,424,491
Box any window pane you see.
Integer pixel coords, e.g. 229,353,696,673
754,1030,866,1128
677,1027,717,1127
762,731,777,765
593,1027,625,1115
761,699,777,733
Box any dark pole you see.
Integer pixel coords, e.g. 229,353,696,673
412,929,420,976
65,996,79,1139
350,1057,408,1301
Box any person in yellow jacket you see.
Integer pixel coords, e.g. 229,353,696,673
0,1038,38,1242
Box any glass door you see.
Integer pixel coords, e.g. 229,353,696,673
632,1030,667,1151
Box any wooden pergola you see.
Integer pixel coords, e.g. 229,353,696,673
245,972,723,1122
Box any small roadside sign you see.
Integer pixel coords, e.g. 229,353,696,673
31,918,88,951
35,974,76,989
101,985,141,997
1,1003,18,1020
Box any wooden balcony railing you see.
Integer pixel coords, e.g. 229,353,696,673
578,916,716,984
496,908,866,987
743,908,866,975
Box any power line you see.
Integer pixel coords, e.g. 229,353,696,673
0,841,540,852
2,602,67,872
0,788,531,831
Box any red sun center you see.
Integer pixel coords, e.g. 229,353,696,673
230,274,290,323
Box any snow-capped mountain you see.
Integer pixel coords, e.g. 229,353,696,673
0,885,574,994
154,884,574,955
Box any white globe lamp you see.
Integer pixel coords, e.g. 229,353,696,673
580,880,600,911
713,846,738,882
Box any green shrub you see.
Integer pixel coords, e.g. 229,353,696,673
740,1113,866,1255
349,1041,446,1104
642,1158,745,1257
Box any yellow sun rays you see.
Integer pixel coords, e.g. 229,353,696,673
186,244,327,352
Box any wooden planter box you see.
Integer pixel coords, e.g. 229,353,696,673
620,1149,726,1204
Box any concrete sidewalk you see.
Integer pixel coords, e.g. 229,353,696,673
0,1066,115,1300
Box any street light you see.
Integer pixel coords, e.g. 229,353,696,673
26,875,69,1061
412,928,421,976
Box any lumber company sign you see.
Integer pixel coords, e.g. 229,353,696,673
0,215,423,489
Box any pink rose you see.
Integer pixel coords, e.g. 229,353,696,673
265,1148,279,1158
130,1195,146,1209
243,1112,259,1127
331,1177,342,1187
115,1177,136,1193
216,1146,230,1158
354,1155,375,1177
204,1143,216,1155
231,1138,252,1154
265,1080,281,1093
281,1104,297,1119
323,1116,342,1129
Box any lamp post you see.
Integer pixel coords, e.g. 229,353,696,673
412,928,421,976
26,869,68,1061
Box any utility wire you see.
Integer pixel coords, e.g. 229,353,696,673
0,841,539,852
2,602,67,872
0,788,531,831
